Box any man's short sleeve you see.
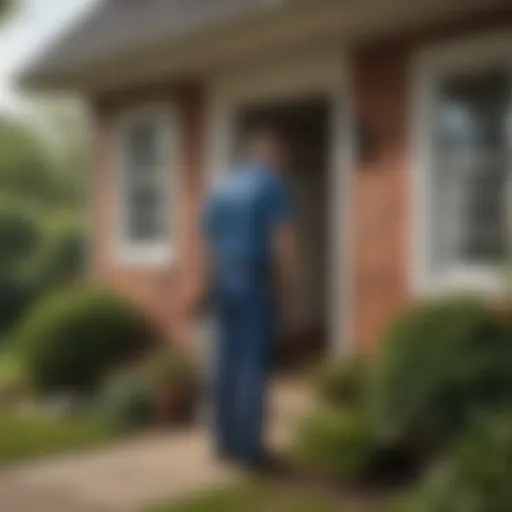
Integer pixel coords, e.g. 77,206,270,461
266,177,294,225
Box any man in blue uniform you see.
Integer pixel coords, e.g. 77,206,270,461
193,128,298,468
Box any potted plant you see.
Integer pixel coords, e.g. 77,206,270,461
144,351,199,425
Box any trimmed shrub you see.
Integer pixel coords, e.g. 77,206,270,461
391,414,512,512
369,297,512,452
18,287,146,393
314,356,367,408
293,407,377,482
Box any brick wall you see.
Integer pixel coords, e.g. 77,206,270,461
350,8,512,350
351,42,411,351
90,8,512,351
91,83,206,344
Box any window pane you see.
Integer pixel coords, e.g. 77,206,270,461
122,117,169,246
127,121,159,168
127,187,165,241
431,69,511,270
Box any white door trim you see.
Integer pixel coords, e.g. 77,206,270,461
205,45,354,356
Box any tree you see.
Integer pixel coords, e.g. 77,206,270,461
26,99,88,208
0,0,17,19
0,112,86,334
0,116,57,206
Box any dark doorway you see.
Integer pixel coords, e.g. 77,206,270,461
235,97,331,369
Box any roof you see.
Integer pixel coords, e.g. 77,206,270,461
21,0,280,85
22,0,506,91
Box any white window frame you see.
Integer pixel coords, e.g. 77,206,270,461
115,104,179,267
412,31,512,298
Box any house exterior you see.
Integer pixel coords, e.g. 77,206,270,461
21,0,512,354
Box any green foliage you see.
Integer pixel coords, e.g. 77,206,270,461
0,203,85,333
92,366,154,432
314,356,367,408
93,351,199,431
31,210,85,293
0,275,33,332
368,297,512,451
143,350,200,424
19,287,145,393
0,411,111,466
0,201,40,267
0,202,41,330
0,115,86,334
0,349,28,410
143,350,199,394
294,407,377,482
0,0,18,21
0,117,57,206
149,481,340,512
392,414,512,512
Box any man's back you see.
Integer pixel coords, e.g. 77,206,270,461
202,163,292,295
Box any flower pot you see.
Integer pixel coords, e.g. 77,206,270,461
153,384,196,425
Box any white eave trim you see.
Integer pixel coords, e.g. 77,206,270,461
20,0,510,93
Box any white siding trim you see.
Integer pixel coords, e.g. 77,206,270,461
411,31,512,298
114,103,180,267
205,46,355,355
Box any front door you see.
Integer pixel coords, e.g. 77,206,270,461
232,97,331,369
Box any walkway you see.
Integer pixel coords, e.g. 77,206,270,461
0,381,311,512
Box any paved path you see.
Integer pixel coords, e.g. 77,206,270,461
0,382,311,512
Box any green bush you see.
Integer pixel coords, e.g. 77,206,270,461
19,287,146,393
314,356,367,408
92,366,154,432
369,297,512,451
293,407,377,482
391,414,512,512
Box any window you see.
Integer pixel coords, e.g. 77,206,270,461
118,107,175,264
414,35,512,295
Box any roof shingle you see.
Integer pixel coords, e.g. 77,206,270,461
24,0,269,77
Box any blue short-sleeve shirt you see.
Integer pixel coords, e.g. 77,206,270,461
201,163,294,291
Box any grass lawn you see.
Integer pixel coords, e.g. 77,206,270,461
0,345,23,384
148,480,348,512
0,344,115,467
0,411,113,466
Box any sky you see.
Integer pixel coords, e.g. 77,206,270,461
0,0,98,111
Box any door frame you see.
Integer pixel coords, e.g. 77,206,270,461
205,45,354,356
